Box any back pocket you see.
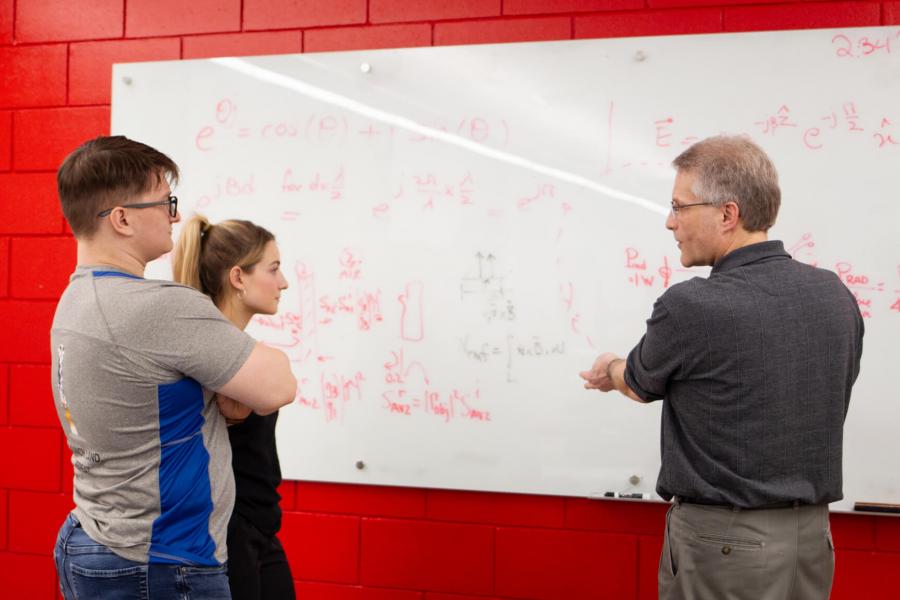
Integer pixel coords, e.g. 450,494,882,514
70,563,148,599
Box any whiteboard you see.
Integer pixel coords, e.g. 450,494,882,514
111,26,900,512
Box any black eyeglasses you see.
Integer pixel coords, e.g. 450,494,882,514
670,201,714,215
97,195,178,218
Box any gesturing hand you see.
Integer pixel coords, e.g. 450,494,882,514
579,352,620,392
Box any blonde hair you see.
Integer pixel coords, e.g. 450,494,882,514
172,215,275,305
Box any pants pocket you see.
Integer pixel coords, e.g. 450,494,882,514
70,562,148,600
664,505,678,577
689,528,767,571
179,564,231,599
694,532,764,550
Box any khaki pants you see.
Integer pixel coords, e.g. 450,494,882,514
659,499,834,600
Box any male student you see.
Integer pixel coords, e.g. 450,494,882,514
581,135,864,600
50,135,297,598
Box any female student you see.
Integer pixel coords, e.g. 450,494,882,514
172,216,295,600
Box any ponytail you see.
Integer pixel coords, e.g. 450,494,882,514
172,214,210,293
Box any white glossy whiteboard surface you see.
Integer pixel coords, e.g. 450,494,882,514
112,27,899,511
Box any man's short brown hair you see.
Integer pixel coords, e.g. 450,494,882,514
57,136,180,239
672,135,780,232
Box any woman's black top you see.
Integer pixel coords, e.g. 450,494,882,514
228,410,283,536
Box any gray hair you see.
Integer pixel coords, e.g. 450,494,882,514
672,135,781,232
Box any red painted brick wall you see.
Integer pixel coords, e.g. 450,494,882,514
1,1,898,597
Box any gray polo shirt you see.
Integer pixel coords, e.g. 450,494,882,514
625,241,864,507
51,267,256,565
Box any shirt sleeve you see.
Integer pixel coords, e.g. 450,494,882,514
624,297,683,402
135,283,257,391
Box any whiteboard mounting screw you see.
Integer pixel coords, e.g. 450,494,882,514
122,76,133,85
360,62,372,74
629,474,641,485
355,460,366,470
634,51,647,62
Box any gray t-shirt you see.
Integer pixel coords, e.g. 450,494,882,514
50,266,256,565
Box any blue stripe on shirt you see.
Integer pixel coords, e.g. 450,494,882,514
149,377,218,566
92,270,144,280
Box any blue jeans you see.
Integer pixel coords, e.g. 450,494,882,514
54,513,231,599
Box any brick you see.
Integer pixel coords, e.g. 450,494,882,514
0,364,7,424
505,0,641,14
0,300,57,362
0,173,65,234
305,24,432,53
183,31,302,60
0,45,67,109
576,7,722,38
370,0,500,24
295,481,426,518
8,491,73,554
10,237,76,299
0,552,58,598
886,1,900,24
361,518,493,594
831,512,875,550
832,550,900,599
435,16,571,45
647,0,792,8
294,581,423,599
875,515,900,552
0,490,6,549
13,107,109,171
496,527,637,598
638,536,662,600
15,0,122,43
566,497,669,535
243,0,366,30
281,512,359,583
0,111,10,170
10,364,57,427
648,0,788,5
278,480,296,510
724,1,880,32
0,0,12,45
0,237,7,297
426,489,564,527
126,0,240,37
426,595,503,600
0,426,61,490
69,38,181,105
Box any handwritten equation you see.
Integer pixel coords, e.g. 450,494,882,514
194,98,511,152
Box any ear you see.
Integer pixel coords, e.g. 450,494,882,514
721,200,741,232
228,265,245,293
106,207,135,237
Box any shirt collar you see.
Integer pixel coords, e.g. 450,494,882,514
73,265,145,280
711,240,791,274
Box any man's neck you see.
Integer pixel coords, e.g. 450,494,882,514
77,242,147,278
715,230,769,264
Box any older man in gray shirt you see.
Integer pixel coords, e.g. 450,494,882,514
581,135,863,600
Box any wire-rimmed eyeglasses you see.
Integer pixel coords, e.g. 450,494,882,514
670,201,714,216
